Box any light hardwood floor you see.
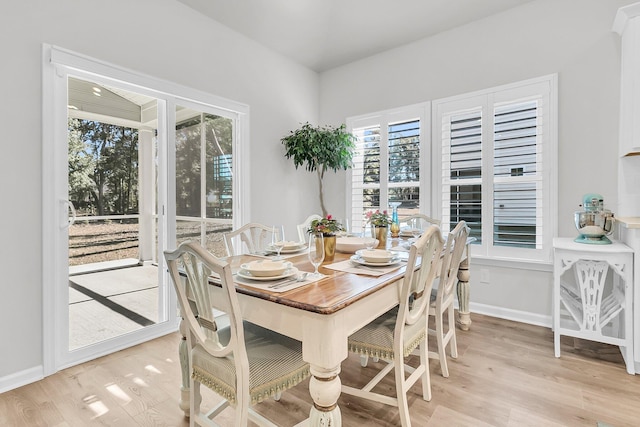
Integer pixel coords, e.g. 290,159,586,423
1,314,639,426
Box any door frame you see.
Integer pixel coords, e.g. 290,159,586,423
42,44,250,375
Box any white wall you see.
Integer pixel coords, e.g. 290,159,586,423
0,0,319,384
319,0,635,324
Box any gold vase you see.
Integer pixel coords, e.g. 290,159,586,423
321,234,336,263
374,226,388,249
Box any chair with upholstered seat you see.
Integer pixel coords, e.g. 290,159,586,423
165,241,310,426
342,226,444,427
223,222,273,256
428,220,469,378
296,214,322,244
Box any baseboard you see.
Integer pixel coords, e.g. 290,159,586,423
469,302,552,328
0,365,43,394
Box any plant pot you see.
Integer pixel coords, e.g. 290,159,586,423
322,234,336,263
374,226,388,249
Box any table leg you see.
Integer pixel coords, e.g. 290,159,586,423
178,318,190,417
456,253,472,331
307,364,342,426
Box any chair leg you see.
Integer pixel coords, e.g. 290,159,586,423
448,306,458,359
419,342,431,402
436,311,449,378
360,354,369,367
235,393,249,426
394,357,411,427
190,377,202,427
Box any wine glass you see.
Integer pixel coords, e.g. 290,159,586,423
271,225,285,260
338,218,350,236
362,224,376,251
410,218,422,242
308,233,325,279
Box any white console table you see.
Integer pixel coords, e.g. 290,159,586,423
553,237,634,374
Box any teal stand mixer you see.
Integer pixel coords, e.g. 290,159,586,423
574,193,615,244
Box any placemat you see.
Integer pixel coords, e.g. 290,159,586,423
323,259,404,277
234,273,322,293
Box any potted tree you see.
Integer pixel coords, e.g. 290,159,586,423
281,122,356,217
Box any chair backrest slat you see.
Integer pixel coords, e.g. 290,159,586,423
397,226,444,332
402,213,441,230
224,223,274,256
165,241,245,360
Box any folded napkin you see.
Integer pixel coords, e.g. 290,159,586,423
323,259,403,277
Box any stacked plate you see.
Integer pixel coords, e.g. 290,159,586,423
268,241,306,254
336,237,379,253
351,249,401,267
399,228,421,238
238,260,298,281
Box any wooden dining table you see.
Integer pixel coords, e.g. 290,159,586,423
177,241,472,426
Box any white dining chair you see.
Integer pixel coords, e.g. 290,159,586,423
402,213,441,230
164,241,310,427
428,220,469,378
342,226,444,427
223,222,273,256
296,214,322,244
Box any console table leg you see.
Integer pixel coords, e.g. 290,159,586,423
178,318,190,417
456,254,472,331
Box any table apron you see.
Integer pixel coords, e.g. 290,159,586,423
235,279,401,367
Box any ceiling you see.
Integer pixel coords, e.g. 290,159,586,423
178,0,534,72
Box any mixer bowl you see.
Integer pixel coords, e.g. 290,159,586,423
574,211,613,240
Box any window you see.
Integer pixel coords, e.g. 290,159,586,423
434,75,557,262
347,104,430,233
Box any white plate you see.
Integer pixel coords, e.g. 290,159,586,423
336,237,379,253
267,244,306,254
237,267,299,281
240,260,292,277
399,228,421,237
350,254,402,267
356,249,395,263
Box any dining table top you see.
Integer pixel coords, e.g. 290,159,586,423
222,251,408,315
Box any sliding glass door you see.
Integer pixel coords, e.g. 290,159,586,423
43,46,248,373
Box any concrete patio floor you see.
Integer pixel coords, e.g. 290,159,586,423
68,263,159,350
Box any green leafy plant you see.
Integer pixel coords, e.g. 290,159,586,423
281,122,356,216
366,210,392,227
307,214,344,236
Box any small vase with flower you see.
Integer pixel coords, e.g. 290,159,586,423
365,210,392,249
307,214,344,263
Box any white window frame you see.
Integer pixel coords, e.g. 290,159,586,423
346,103,431,233
432,74,558,263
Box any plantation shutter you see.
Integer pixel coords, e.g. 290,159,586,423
441,109,483,242
350,125,381,232
493,100,542,249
